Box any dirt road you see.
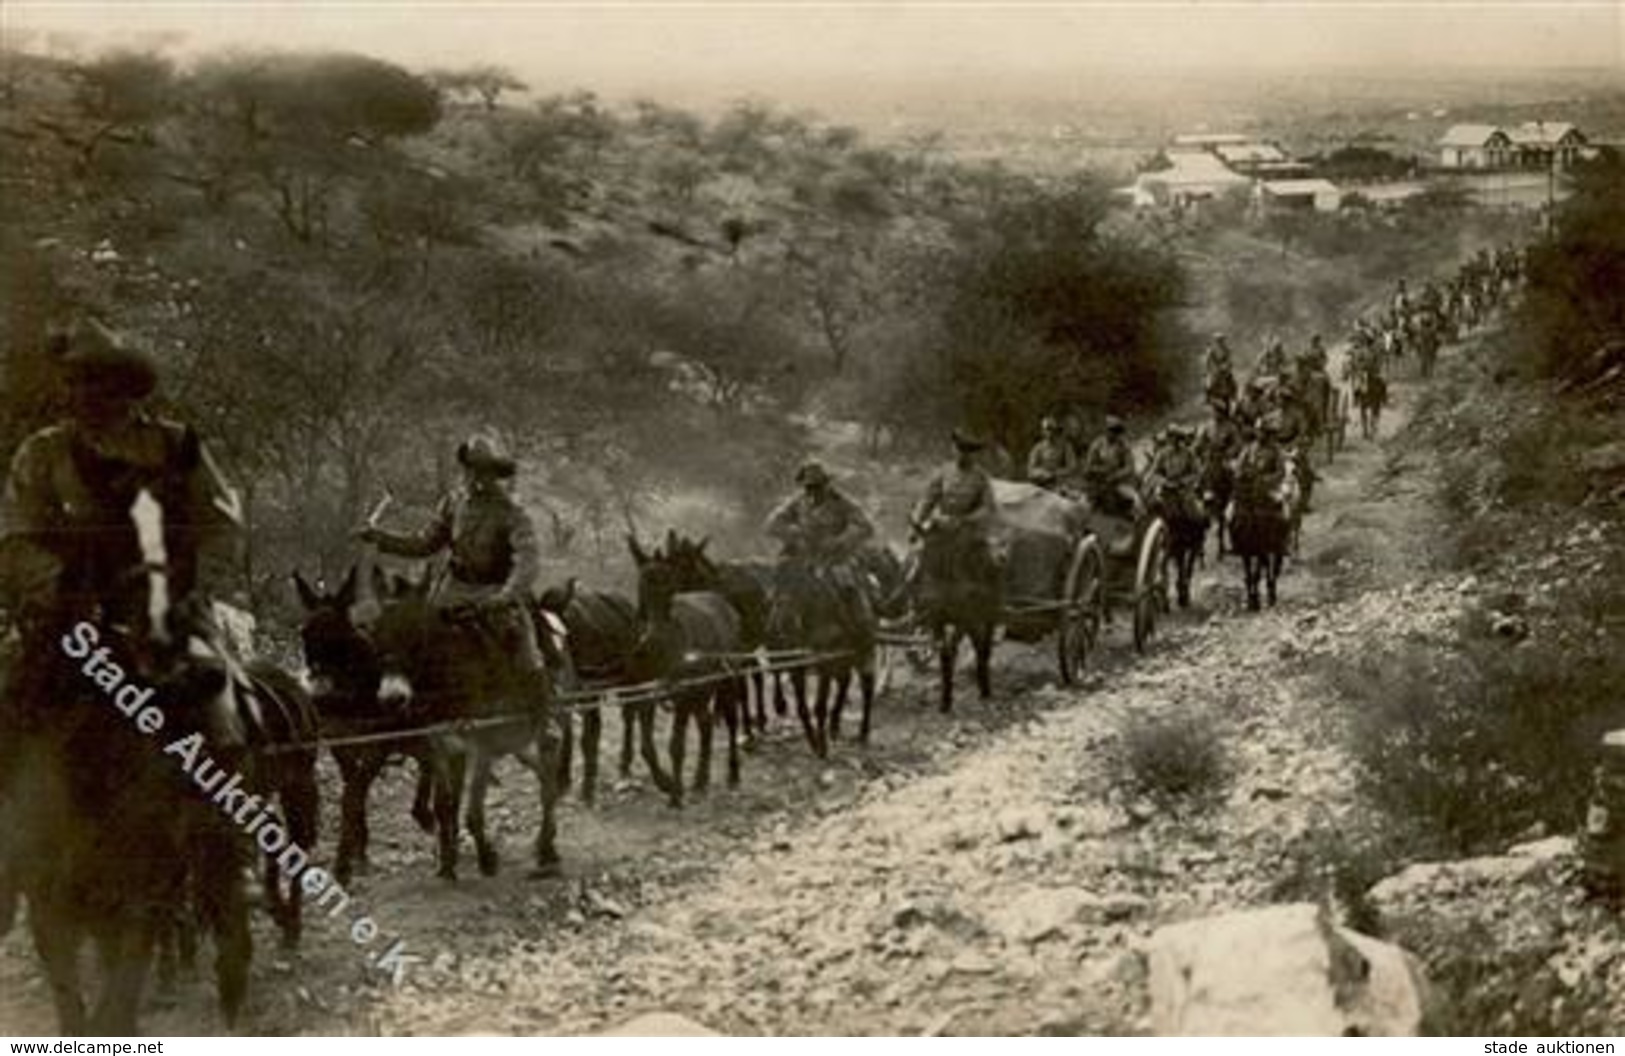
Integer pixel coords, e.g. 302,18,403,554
0,355,1453,1037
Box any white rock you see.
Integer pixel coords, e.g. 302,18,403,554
596,1012,722,1036
1506,835,1574,861
1146,903,1428,1036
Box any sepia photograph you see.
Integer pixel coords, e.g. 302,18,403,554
0,0,1622,1038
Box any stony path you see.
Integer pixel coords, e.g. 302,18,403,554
0,350,1461,1037
363,368,1459,1036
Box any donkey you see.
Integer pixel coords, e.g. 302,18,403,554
294,568,436,887
661,532,779,733
534,578,671,801
627,536,747,808
763,556,878,757
368,568,564,879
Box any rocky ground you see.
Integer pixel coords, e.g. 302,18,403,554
3,321,1619,1036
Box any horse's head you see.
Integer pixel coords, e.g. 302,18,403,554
631,548,684,625
293,566,380,714
764,557,825,645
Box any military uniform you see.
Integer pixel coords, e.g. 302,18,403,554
1233,436,1286,509
1082,433,1137,518
1,416,241,632
767,474,877,628
912,461,994,537
1145,438,1203,522
368,474,545,676
1258,340,1288,379
1026,435,1076,491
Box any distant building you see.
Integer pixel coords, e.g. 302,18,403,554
1172,132,1252,148
1509,121,1588,168
1129,150,1251,207
1438,121,1587,170
1255,178,1343,213
1438,125,1513,170
1214,141,1291,175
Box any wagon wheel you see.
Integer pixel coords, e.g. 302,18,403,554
1133,517,1170,655
1057,535,1104,685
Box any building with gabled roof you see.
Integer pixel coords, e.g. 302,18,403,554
1439,121,1587,170
1509,121,1587,167
1438,125,1513,169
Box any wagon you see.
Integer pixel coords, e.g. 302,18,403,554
877,481,1170,690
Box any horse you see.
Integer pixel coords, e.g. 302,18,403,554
911,518,1000,714
763,555,878,757
1352,365,1386,440
2,488,252,1034
533,578,671,801
1416,323,1441,380
1299,369,1334,464
367,568,564,879
627,537,747,808
1200,445,1235,562
660,532,778,733
294,568,437,887
1229,485,1291,612
1147,479,1206,609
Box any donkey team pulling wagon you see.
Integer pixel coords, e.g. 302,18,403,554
878,481,1170,699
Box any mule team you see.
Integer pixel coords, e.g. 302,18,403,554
0,244,1525,1033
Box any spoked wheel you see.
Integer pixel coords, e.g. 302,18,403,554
1133,517,1170,655
1057,536,1104,685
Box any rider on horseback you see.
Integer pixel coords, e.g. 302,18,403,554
0,318,245,926
1203,334,1237,412
765,460,878,631
912,431,996,540
1257,334,1288,379
1082,416,1139,520
891,431,996,612
1234,377,1269,431
356,432,550,707
1233,416,1288,512
1144,425,1203,524
1304,334,1329,374
1025,416,1077,493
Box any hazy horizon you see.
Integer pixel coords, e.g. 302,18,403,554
5,1,1621,115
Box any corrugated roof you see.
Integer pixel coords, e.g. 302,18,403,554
1439,124,1508,147
1510,121,1582,146
1141,152,1251,187
1173,132,1251,146
1260,179,1341,196
1216,142,1289,164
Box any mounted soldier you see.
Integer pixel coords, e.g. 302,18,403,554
1232,416,1288,512
1081,416,1138,520
1025,417,1077,493
1392,278,1412,319
765,460,877,631
1257,334,1288,380
1234,376,1269,432
356,432,549,707
0,317,245,923
892,430,997,614
1203,334,1237,413
1302,333,1329,375
1144,424,1203,524
911,430,996,545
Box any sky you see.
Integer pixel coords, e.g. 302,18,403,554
4,1,1622,108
